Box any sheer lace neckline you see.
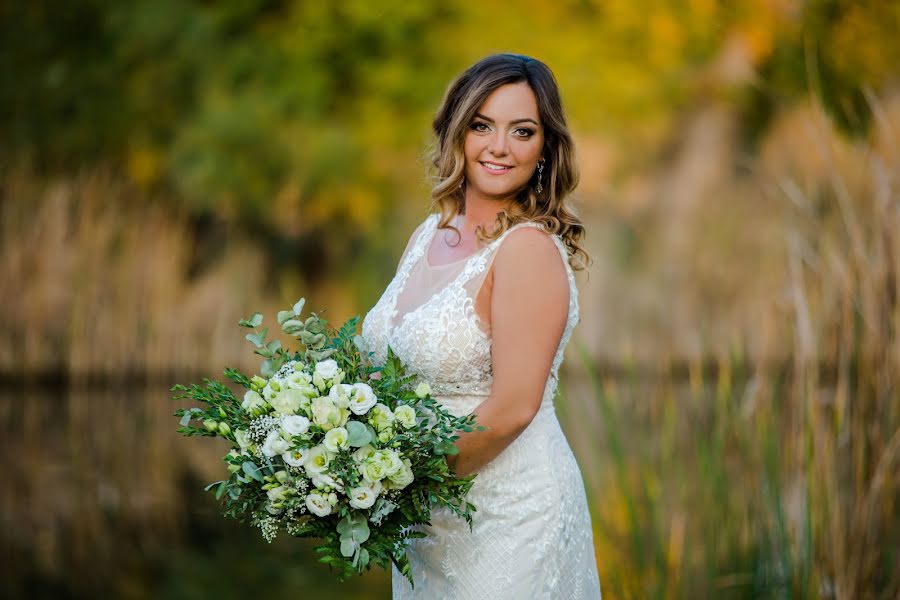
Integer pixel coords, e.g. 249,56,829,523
423,215,502,270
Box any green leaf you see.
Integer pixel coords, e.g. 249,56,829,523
242,461,263,482
239,312,263,328
277,310,295,326
245,332,262,346
214,481,227,499
266,339,282,352
346,421,372,447
340,538,358,558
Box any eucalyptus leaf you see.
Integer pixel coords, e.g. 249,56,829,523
292,298,305,315
214,481,227,500
340,538,358,558
346,421,372,447
179,412,192,426
277,310,295,326
242,461,263,482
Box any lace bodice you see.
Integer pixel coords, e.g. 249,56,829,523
361,212,580,404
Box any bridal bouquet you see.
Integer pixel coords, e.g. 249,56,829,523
170,299,481,585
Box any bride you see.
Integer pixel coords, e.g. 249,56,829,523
360,53,602,599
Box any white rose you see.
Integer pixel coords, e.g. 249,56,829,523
314,359,339,380
322,427,349,453
266,485,290,503
285,371,312,389
394,404,416,428
281,415,310,436
415,382,432,398
282,447,310,467
303,445,334,475
328,383,353,409
234,428,252,449
360,458,387,483
311,472,344,492
349,383,378,415
387,460,414,489
377,450,404,477
305,492,333,517
270,388,304,415
241,390,267,413
310,396,341,430
348,481,383,510
352,444,377,464
261,430,291,457
368,403,395,431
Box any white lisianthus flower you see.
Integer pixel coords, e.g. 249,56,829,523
387,458,414,489
352,444,377,463
415,382,432,398
377,428,394,443
305,492,333,517
304,445,334,475
311,472,344,492
322,427,349,453
349,383,378,415
368,403,395,431
281,415,310,436
348,480,383,510
262,430,291,457
394,404,416,428
270,388,305,415
282,447,310,467
328,383,353,409
314,359,339,380
261,385,278,402
241,390,267,414
234,428,252,449
310,396,341,430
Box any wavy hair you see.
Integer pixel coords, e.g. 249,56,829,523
428,53,589,270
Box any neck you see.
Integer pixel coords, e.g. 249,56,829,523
461,190,512,235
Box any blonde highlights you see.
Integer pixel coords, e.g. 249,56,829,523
428,53,589,270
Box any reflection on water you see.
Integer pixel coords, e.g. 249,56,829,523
1,381,390,599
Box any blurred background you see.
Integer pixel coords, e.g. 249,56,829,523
1,0,899,598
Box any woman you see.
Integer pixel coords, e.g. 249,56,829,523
361,53,602,599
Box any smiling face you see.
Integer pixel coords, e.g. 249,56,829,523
463,82,545,204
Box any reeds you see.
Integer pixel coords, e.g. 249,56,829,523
559,94,900,599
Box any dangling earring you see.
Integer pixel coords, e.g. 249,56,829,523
534,159,545,194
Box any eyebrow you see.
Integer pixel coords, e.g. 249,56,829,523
473,112,540,126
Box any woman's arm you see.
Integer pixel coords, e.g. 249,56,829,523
446,227,569,476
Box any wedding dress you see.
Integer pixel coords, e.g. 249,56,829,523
361,212,602,599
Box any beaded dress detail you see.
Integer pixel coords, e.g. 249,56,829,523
360,213,602,599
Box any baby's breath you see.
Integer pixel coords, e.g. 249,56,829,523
248,415,281,443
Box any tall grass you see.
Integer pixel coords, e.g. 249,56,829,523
559,96,899,599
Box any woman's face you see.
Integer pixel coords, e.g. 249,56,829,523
463,82,545,203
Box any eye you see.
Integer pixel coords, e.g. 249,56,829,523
514,127,535,138
469,122,490,133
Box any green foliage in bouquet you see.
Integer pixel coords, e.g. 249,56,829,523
170,299,483,586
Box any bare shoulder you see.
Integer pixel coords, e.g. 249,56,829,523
493,226,568,285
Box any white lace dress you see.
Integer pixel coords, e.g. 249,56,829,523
360,213,602,599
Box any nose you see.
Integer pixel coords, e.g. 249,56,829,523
487,130,509,156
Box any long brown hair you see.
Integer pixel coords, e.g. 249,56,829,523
429,53,589,269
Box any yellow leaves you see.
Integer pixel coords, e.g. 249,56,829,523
126,144,163,188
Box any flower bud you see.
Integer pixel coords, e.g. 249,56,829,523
250,375,267,390
217,422,232,435
203,419,218,432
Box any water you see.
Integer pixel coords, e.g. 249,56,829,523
1,380,391,599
